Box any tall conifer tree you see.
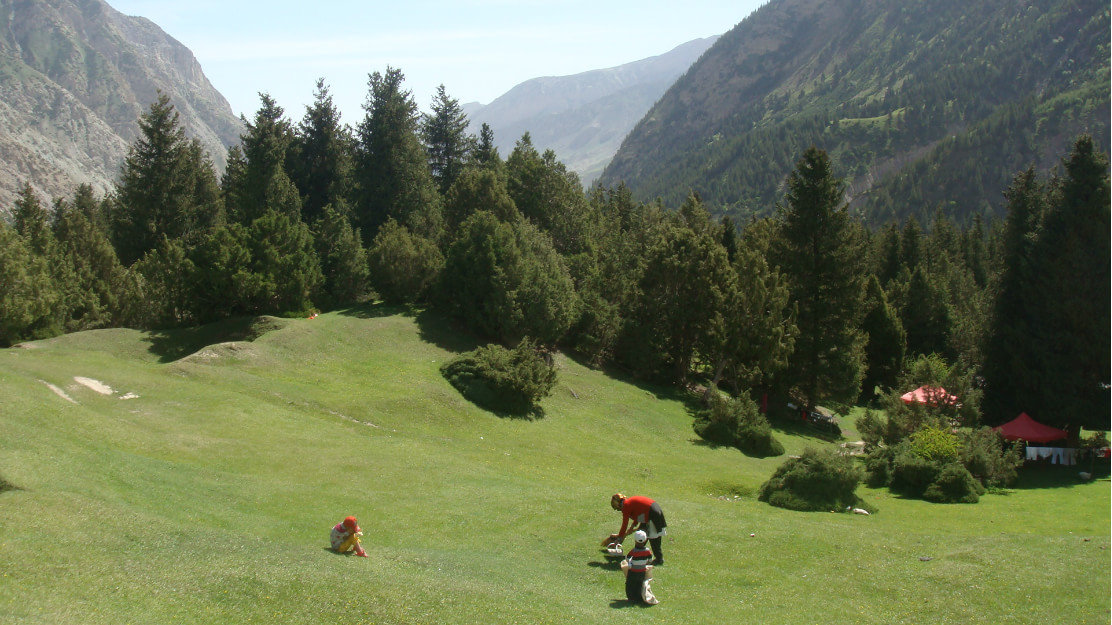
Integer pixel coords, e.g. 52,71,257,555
422,84,472,196
355,67,443,244
1028,137,1110,433
291,79,355,224
113,93,222,265
771,147,867,410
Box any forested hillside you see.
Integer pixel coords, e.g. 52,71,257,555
599,0,1110,226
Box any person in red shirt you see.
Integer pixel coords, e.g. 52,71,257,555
330,515,367,557
605,493,667,565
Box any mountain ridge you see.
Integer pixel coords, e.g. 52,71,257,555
465,36,719,184
0,0,243,210
599,0,1110,224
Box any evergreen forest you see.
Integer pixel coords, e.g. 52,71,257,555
2,66,1109,451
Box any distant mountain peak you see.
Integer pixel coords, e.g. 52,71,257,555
466,36,721,185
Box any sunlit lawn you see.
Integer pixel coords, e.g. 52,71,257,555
0,306,1107,624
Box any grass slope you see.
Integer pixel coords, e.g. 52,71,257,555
0,306,1108,624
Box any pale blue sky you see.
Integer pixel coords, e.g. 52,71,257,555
105,0,764,125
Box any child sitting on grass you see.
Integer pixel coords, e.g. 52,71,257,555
621,530,659,605
330,516,367,557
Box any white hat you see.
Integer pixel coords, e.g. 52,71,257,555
634,530,648,543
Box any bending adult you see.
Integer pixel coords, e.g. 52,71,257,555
606,493,667,565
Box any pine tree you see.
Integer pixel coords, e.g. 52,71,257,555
366,218,442,305
626,213,732,383
355,67,443,244
313,205,370,308
52,185,126,331
859,275,906,401
902,265,952,359
290,79,355,224
437,211,576,345
473,123,501,169
422,84,473,196
245,211,323,315
0,221,59,346
443,167,519,235
236,94,297,224
770,147,868,410
701,236,795,396
187,223,257,323
113,93,223,265
12,184,71,337
506,135,596,256
981,167,1045,423
1027,136,1110,433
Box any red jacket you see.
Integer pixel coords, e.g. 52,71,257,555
618,496,654,537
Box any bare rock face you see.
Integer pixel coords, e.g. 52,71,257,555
0,0,244,210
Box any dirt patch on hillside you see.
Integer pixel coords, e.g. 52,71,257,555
74,377,114,395
39,380,77,404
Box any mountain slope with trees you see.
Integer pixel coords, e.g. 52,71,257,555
0,0,243,210
598,0,1110,226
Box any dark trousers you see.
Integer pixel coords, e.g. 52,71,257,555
625,570,647,603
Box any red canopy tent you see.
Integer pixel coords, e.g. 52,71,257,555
993,412,1068,443
900,385,959,407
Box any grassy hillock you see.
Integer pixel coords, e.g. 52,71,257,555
0,306,1107,624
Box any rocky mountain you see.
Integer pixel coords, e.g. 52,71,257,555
598,0,1110,225
0,0,243,212
464,36,718,185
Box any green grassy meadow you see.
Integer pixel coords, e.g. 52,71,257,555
1,306,1108,624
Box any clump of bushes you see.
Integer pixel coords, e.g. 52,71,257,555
440,338,557,416
865,425,1022,503
694,390,784,457
758,447,865,511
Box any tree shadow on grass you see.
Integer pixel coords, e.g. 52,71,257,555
447,382,547,421
334,301,417,320
144,315,288,363
1009,464,1110,490
413,309,485,354
0,475,21,494
768,417,844,444
560,350,705,414
587,559,624,572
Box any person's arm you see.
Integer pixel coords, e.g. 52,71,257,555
616,510,631,539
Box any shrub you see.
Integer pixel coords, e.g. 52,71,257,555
877,432,1004,503
758,447,863,511
908,425,960,462
923,463,984,503
863,444,895,487
441,338,557,415
694,391,784,457
367,218,444,304
961,427,1022,488
887,442,940,497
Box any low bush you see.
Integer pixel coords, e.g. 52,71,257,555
923,462,984,503
440,338,556,415
961,427,1022,488
869,427,1019,503
887,442,940,497
758,447,863,511
694,390,784,457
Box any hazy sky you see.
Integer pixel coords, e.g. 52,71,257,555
105,0,764,125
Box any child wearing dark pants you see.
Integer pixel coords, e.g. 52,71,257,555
623,530,658,605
